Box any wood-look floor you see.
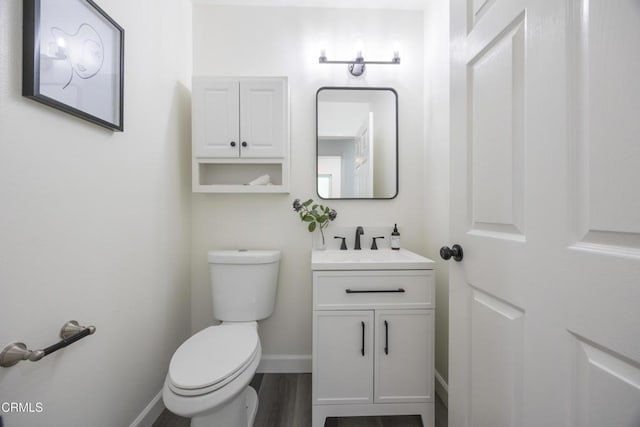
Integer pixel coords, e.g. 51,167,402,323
153,373,448,427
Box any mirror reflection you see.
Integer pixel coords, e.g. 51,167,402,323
316,87,398,199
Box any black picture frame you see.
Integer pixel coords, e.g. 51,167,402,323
23,0,125,131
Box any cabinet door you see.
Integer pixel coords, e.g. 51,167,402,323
313,310,374,405
193,79,240,158
375,309,433,403
239,79,286,158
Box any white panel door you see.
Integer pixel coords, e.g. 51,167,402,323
313,310,374,405
354,113,374,198
374,309,433,404
239,79,286,158
449,0,640,426
192,78,239,158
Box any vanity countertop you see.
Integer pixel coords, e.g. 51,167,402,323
311,248,435,271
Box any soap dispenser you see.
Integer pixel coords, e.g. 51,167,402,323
391,224,401,250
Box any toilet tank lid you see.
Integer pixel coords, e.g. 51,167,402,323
208,249,281,264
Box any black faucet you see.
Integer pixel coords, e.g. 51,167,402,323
354,226,364,250
371,236,385,250
334,236,348,250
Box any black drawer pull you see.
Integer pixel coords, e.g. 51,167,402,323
384,320,389,355
345,288,405,294
361,321,365,356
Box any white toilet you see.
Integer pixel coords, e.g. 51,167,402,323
162,249,281,427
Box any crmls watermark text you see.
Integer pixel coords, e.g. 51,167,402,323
1,402,44,413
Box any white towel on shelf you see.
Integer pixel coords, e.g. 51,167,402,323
248,174,271,185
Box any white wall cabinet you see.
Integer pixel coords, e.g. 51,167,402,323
312,269,435,427
191,76,289,192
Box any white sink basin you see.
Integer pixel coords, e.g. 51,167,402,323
311,248,434,270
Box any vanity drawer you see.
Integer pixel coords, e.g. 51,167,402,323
313,270,434,310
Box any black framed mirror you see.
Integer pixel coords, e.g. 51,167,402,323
316,87,398,199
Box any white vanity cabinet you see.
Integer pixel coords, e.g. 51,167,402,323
191,76,289,192
312,267,435,427
374,309,433,404
314,310,374,405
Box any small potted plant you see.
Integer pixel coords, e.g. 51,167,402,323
292,198,337,250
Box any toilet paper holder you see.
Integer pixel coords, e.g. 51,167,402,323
0,320,96,368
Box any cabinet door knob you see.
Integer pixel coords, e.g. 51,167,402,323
440,244,464,262
230,141,236,147
241,141,248,147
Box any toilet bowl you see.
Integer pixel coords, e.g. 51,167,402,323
163,322,261,427
162,250,281,427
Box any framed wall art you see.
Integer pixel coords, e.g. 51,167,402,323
23,0,125,131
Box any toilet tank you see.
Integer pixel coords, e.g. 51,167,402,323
208,250,281,322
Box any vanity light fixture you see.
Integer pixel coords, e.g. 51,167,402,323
319,49,400,77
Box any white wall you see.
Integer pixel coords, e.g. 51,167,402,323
318,102,368,136
0,1,192,425
424,0,451,406
191,5,425,363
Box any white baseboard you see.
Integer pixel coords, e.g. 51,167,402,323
130,390,165,427
257,354,312,373
434,369,449,408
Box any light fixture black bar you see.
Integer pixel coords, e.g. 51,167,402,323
319,58,401,65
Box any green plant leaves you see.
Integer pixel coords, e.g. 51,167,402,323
293,197,336,234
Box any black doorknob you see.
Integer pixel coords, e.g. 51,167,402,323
241,141,248,147
440,244,463,262
230,141,236,147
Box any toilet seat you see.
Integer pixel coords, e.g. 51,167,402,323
168,323,259,397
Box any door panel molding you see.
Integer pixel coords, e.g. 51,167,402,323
567,0,640,255
572,334,640,427
467,14,526,239
469,0,498,29
470,287,524,426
